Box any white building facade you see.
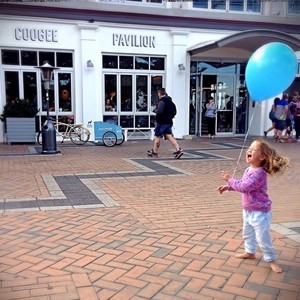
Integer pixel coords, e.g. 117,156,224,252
0,1,299,143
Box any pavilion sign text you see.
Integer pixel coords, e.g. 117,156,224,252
113,34,156,48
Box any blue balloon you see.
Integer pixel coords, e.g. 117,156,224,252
245,42,298,102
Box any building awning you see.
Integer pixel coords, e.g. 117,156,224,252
188,29,300,62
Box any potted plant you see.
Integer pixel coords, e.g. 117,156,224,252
1,98,39,144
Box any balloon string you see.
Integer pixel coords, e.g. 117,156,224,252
232,103,259,178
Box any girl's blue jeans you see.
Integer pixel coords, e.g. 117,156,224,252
242,210,277,262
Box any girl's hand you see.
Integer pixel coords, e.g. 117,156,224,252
220,171,231,182
217,185,228,194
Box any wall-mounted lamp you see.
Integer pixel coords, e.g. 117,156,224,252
87,60,94,68
178,63,185,71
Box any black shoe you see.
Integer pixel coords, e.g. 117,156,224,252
264,131,267,137
173,148,183,155
174,149,183,159
147,150,158,158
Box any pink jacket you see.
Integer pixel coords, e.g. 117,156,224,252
228,167,272,212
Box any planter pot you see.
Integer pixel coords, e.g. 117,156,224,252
6,117,36,144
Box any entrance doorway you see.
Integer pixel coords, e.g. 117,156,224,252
189,62,248,137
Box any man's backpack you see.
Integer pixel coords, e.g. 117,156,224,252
171,101,177,118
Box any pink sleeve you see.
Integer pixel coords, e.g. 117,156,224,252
228,169,263,193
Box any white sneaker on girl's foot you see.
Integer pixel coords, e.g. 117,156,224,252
208,134,211,139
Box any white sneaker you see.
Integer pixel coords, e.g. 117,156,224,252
208,134,211,139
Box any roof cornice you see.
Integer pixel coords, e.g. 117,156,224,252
0,2,299,34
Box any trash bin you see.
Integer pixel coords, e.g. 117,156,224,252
41,119,59,154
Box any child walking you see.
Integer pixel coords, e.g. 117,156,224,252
218,139,290,273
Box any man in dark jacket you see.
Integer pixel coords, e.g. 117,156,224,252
148,88,183,158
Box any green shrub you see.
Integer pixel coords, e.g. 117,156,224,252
1,98,39,122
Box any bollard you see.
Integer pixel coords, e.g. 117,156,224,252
41,119,59,154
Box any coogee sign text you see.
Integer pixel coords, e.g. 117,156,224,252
15,28,58,42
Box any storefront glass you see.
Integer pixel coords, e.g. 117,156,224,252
103,54,165,132
58,73,72,112
1,49,74,131
5,71,20,101
193,0,261,12
2,50,19,65
21,50,37,66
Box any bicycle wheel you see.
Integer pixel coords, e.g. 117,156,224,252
102,131,117,147
70,126,90,145
37,131,42,145
116,132,125,145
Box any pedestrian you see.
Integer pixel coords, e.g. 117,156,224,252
217,138,290,273
105,98,114,111
147,87,183,159
293,93,300,141
289,91,299,140
274,93,289,142
205,96,217,138
264,97,279,138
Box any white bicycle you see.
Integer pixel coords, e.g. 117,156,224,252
37,116,91,145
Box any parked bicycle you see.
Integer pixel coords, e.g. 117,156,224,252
37,116,91,145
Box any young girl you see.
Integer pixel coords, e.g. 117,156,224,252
218,139,290,273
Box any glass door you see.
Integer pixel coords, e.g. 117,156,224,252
215,75,235,134
236,82,248,134
189,75,197,135
201,75,217,136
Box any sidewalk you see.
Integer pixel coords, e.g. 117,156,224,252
0,137,299,300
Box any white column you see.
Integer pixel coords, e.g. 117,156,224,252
170,31,189,139
77,24,100,141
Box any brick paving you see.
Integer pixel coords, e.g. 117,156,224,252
0,137,299,300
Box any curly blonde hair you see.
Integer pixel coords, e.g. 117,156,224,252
256,139,290,175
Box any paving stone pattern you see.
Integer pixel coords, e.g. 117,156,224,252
0,138,299,300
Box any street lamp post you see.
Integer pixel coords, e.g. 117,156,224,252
35,61,60,154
